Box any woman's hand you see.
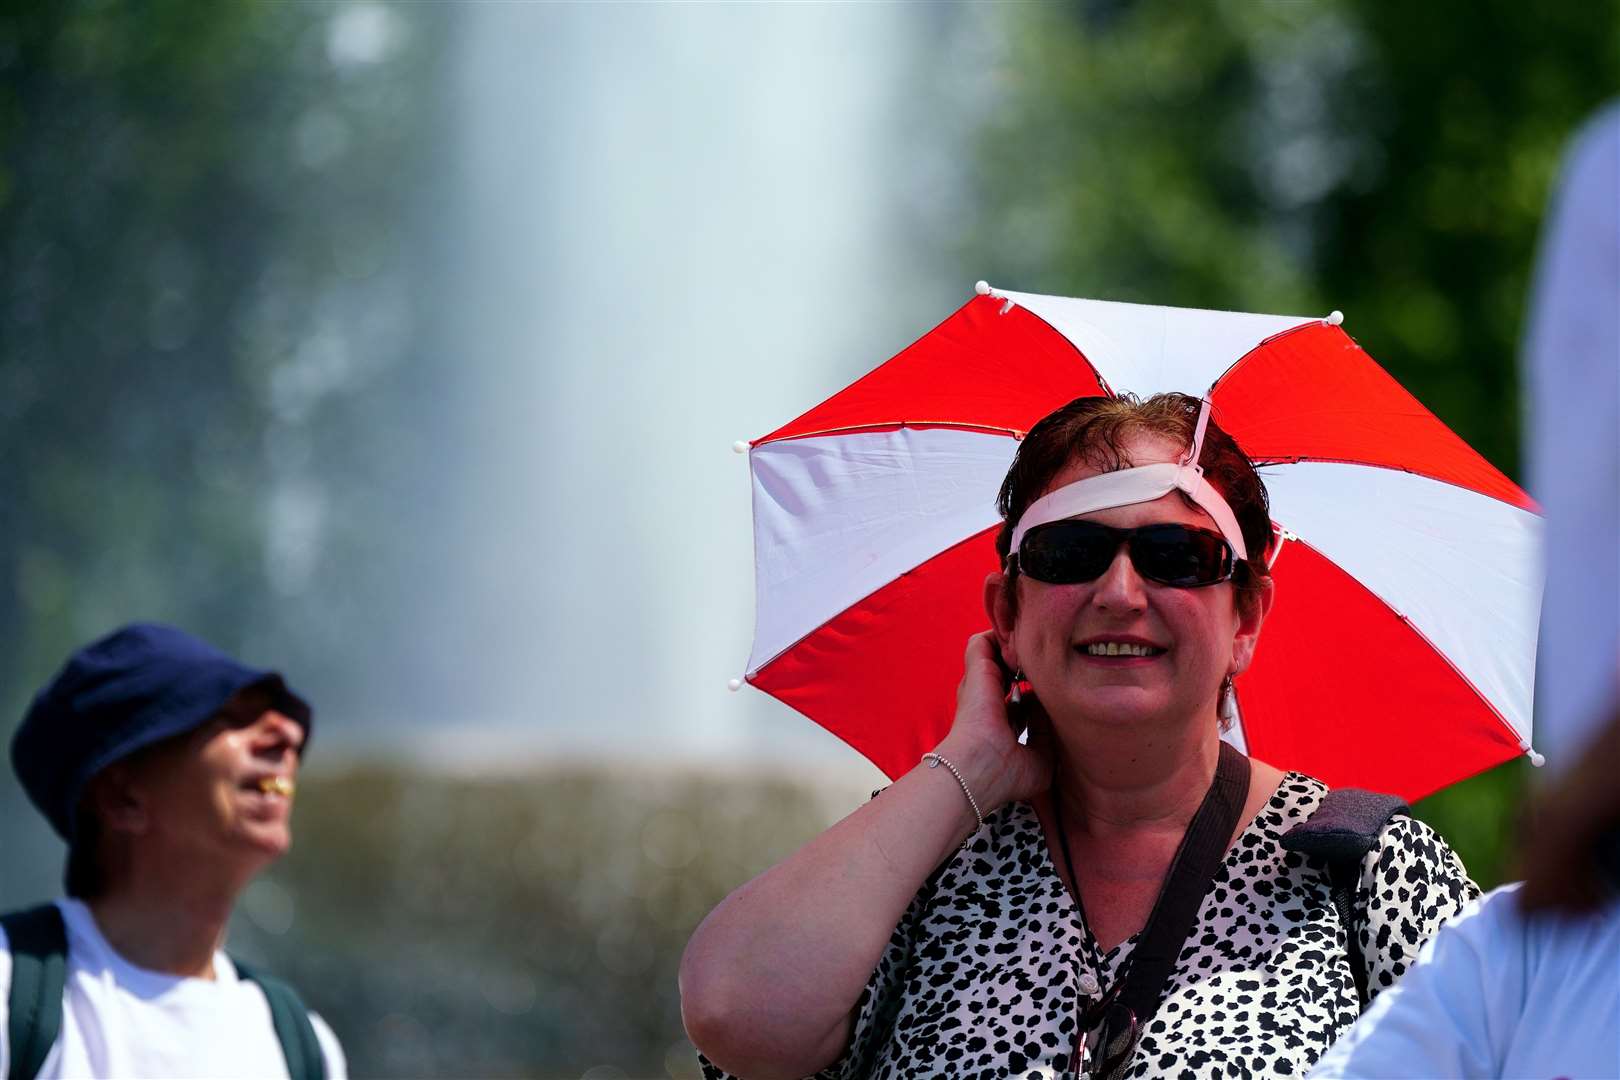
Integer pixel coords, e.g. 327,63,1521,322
931,632,1054,816
682,630,1046,1078
681,631,1059,1078
681,631,1056,1077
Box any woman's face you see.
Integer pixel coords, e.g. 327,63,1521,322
990,430,1270,734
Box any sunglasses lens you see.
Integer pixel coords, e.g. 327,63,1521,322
1017,523,1233,587
1095,1003,1140,1075
1019,522,1118,584
1131,525,1232,586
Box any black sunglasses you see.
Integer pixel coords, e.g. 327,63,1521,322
1010,521,1236,588
1072,978,1140,1078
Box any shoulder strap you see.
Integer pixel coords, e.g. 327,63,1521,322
1281,788,1408,1009
1,904,68,1080
1063,743,1250,1078
1083,743,1250,1079
232,959,327,1080
1117,740,1251,1021
1281,788,1408,864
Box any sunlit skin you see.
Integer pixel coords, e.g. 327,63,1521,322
143,706,304,862
82,688,305,979
989,431,1265,743
981,430,1280,950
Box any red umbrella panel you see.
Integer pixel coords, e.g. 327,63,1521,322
741,287,1542,803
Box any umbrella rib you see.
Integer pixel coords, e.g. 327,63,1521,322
1205,320,1327,396
745,525,1001,676
759,421,1029,444
990,293,1117,397
1269,533,1535,763
1253,456,1534,509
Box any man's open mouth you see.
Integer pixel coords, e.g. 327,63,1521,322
251,775,296,797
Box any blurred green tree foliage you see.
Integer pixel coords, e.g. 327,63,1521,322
2,0,285,691
965,0,1618,887
0,6,453,1069
0,0,445,731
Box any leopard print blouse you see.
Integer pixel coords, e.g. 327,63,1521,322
701,773,1477,1080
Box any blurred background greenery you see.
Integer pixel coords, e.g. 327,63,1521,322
1,1,1615,1076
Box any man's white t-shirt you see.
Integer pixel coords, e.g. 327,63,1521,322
0,898,346,1079
1308,884,1620,1079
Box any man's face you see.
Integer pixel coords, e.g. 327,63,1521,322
113,687,306,870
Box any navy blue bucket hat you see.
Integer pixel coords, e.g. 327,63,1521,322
11,622,313,841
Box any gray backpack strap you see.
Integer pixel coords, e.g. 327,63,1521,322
232,959,327,1080
2,904,68,1080
1281,789,1408,1010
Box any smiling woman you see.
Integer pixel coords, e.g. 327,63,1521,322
680,393,1479,1080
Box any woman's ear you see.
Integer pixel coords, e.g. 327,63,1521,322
1230,574,1276,676
984,569,1020,671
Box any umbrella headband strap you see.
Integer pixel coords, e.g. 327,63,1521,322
1009,461,1249,563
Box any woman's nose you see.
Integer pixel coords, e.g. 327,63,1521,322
1091,545,1147,611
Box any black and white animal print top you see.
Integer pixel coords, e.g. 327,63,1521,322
701,773,1477,1080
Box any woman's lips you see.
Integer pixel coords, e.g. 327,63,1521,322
1075,637,1168,659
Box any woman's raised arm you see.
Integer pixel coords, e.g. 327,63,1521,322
678,633,1048,1080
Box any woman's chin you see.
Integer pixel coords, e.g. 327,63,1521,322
1059,687,1176,728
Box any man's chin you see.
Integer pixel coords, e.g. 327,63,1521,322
234,826,293,863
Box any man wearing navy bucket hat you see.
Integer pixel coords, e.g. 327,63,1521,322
1,623,345,1080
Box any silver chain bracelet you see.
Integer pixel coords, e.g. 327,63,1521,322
922,752,985,829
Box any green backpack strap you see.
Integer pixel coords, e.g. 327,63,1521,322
2,904,68,1080
232,959,327,1080
1281,788,1409,1010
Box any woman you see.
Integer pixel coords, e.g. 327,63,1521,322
681,393,1477,1079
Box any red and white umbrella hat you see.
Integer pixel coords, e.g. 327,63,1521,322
737,285,1542,802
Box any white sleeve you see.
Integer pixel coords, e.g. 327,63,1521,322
310,1011,347,1080
1308,886,1524,1078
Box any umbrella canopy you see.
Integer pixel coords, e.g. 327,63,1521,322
740,286,1542,802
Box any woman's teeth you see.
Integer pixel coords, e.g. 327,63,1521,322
256,776,295,797
1083,642,1163,657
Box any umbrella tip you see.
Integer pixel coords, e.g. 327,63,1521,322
974,280,992,296
727,677,743,692
1526,747,1546,767
732,440,748,454
1325,310,1345,326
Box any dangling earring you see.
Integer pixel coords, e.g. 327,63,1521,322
1219,675,1238,727
1004,667,1030,709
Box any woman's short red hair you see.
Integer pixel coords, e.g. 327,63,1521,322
994,392,1274,591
